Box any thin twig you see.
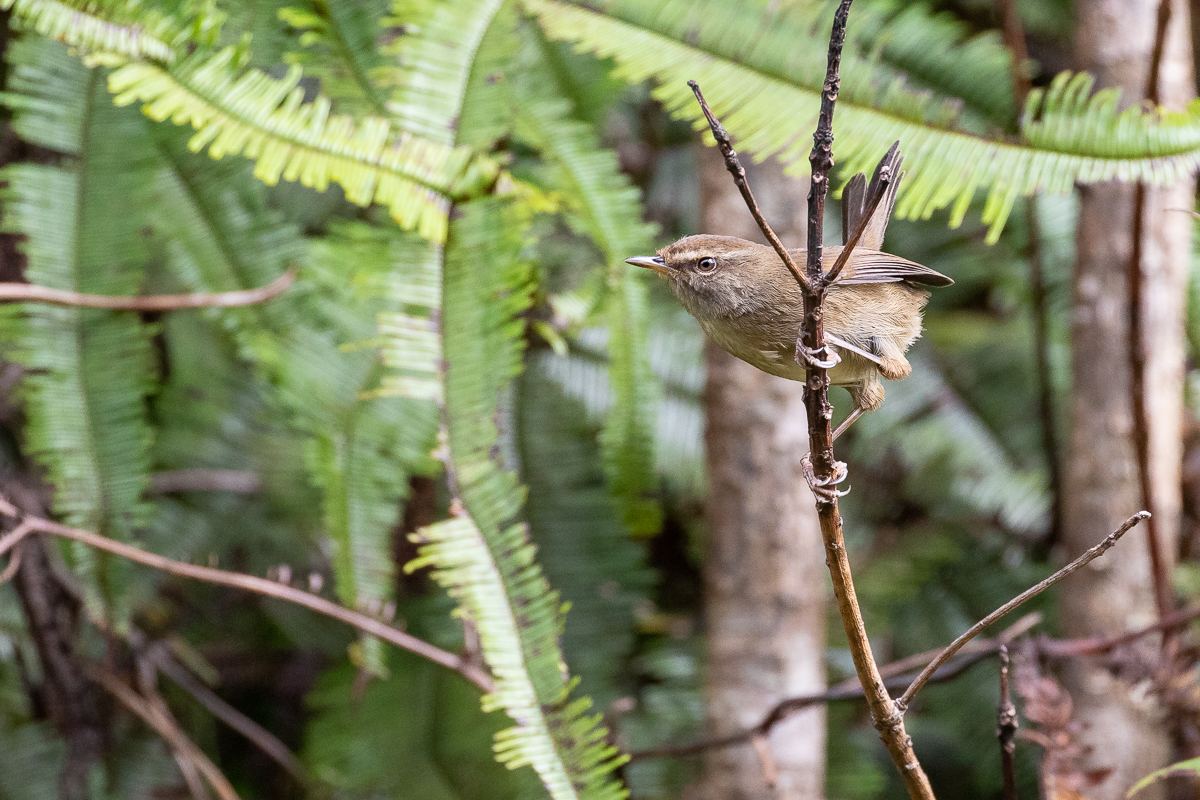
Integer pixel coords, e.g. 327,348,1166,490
997,645,1019,800
150,646,306,782
823,154,893,286
148,470,263,495
995,0,1063,549
86,664,240,800
897,511,1148,709
0,503,495,693
687,81,810,293
0,269,296,310
627,614,1042,763
1127,0,1177,637
1038,600,1200,657
799,3,934,798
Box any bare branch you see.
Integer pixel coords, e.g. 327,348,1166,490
148,470,263,495
997,646,1019,800
897,511,1148,709
0,270,296,310
823,157,892,286
85,664,240,800
0,502,496,693
688,81,810,293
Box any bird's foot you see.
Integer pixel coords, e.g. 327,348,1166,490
794,339,841,369
802,454,850,504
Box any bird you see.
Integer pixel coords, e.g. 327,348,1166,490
625,147,952,441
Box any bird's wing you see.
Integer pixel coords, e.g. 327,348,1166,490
835,252,955,287
842,142,903,251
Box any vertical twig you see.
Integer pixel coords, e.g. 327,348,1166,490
1129,0,1177,633
997,646,1019,800
799,3,935,798
996,0,1062,547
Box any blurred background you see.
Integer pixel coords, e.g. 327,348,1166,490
0,0,1197,798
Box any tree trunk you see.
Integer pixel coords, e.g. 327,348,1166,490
699,151,827,800
1063,1,1194,796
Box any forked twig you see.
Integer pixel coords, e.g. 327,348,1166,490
824,156,892,286
692,2,933,797
0,269,296,310
897,511,1148,709
997,646,1019,800
687,81,810,293
0,502,495,693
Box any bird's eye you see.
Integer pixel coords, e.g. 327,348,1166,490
697,257,717,273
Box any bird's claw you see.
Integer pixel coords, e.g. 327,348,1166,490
795,342,841,369
801,454,850,504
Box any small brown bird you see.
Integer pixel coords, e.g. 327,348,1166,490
626,151,952,439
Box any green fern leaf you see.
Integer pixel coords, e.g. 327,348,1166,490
382,0,509,147
0,38,157,614
405,197,627,800
512,29,661,536
106,46,497,241
279,0,391,117
529,0,1200,241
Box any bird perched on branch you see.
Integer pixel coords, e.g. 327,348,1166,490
626,148,951,439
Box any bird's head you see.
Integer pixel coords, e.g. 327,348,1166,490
625,234,790,319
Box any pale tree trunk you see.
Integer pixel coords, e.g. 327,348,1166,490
698,151,826,800
1063,1,1194,797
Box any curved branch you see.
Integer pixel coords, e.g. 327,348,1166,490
0,269,296,310
0,503,496,693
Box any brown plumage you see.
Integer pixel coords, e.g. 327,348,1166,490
626,157,951,418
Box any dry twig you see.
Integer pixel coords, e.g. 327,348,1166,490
897,511,1148,709
691,4,932,795
0,501,495,693
0,269,296,310
997,646,1019,800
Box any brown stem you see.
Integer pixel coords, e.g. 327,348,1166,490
628,614,1042,763
897,511,1148,709
995,0,1062,548
149,646,306,782
1127,0,1177,636
997,646,1019,800
86,664,241,800
687,81,810,293
1038,597,1200,657
798,3,933,797
147,470,263,495
0,269,295,310
823,148,894,286
0,503,496,693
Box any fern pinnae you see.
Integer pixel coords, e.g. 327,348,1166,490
512,29,661,537
0,38,157,616
530,0,1200,242
105,46,496,242
2,0,175,61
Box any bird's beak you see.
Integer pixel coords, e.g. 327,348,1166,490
625,255,673,275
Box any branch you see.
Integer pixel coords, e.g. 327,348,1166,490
0,270,296,310
997,646,1019,800
85,664,241,800
1038,598,1200,657
1127,0,1177,634
897,511,1148,709
687,81,810,292
0,502,496,694
148,470,263,495
823,150,893,286
627,613,1042,763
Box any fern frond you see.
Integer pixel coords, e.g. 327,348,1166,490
410,197,627,799
513,31,661,536
382,0,508,146
529,0,1200,241
106,46,497,241
0,38,157,613
2,0,226,60
516,367,652,706
376,232,444,403
279,0,390,117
